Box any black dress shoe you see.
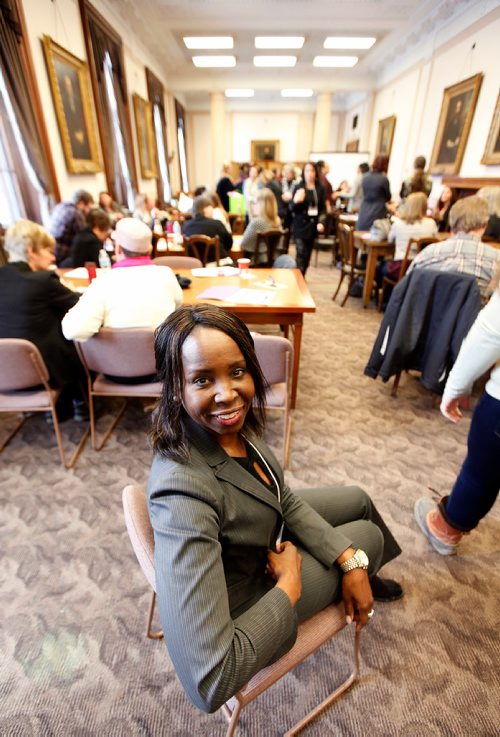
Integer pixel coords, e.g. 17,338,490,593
370,576,404,602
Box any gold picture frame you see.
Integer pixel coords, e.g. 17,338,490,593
430,73,483,175
133,93,157,179
481,89,500,165
42,35,101,174
251,140,280,163
375,116,396,158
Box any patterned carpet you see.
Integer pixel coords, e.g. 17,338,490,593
1,251,499,737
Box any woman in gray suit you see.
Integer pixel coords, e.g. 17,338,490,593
148,305,402,714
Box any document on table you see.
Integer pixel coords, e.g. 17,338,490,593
191,267,240,277
196,286,275,305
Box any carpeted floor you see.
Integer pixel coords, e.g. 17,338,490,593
1,251,499,736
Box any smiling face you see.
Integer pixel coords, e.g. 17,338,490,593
181,326,255,452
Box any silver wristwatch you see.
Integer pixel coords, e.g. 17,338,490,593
339,549,369,573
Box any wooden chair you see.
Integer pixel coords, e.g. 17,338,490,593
378,236,439,312
183,235,220,266
0,339,89,468
75,328,161,450
332,223,372,307
122,484,361,737
251,229,287,267
253,334,293,467
154,255,202,269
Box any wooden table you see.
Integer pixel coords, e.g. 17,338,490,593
178,268,316,408
353,231,394,308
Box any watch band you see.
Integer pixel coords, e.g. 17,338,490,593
339,548,369,573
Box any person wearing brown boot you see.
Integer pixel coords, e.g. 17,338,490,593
415,265,500,554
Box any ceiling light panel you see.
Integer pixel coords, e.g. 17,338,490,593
255,36,304,49
225,89,255,97
253,56,297,67
183,36,234,49
281,89,314,97
192,56,236,67
324,36,376,49
313,56,358,67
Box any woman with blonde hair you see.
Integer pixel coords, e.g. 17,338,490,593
240,188,285,265
378,192,438,303
0,220,86,420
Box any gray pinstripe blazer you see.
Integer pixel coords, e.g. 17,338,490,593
147,419,354,713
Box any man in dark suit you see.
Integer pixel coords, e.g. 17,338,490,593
0,219,86,420
182,195,233,260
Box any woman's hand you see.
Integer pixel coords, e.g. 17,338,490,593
293,188,306,204
342,569,374,632
440,395,467,423
267,541,302,606
282,191,293,203
317,222,325,233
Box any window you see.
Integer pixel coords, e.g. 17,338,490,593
175,99,190,193
146,67,171,204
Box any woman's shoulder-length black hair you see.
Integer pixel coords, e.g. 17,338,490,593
150,304,268,463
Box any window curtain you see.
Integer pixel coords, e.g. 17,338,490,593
0,0,55,222
146,67,171,203
175,98,189,193
83,3,136,207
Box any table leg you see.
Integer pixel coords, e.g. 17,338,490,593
363,249,377,308
290,320,303,409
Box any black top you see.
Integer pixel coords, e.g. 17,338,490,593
182,215,233,259
216,176,234,211
0,262,82,387
484,213,500,240
69,227,102,267
290,180,326,240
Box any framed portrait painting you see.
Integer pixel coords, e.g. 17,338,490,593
429,74,483,175
375,116,396,158
251,140,279,162
42,36,101,174
481,90,500,165
133,93,157,179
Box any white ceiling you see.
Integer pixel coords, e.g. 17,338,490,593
103,0,488,111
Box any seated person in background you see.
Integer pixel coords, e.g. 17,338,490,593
379,192,438,285
415,266,500,555
477,186,500,241
433,185,457,232
49,189,94,265
399,155,432,201
0,220,86,420
64,209,111,268
98,191,125,222
210,192,232,233
148,304,402,714
407,195,500,297
62,217,182,342
182,195,233,261
262,169,283,211
133,193,156,225
240,189,291,266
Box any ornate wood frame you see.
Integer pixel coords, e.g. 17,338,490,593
42,35,101,174
375,116,396,158
481,89,500,165
251,140,280,163
429,73,483,175
133,93,157,179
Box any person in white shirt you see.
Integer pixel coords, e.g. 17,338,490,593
414,266,500,555
62,217,182,342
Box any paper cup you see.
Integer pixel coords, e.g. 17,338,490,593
237,257,251,273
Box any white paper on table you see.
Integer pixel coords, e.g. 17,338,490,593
191,267,240,277
62,267,93,279
226,288,275,305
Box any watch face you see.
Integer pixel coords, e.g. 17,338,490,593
356,550,369,567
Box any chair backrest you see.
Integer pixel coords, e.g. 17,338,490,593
337,223,356,267
253,334,293,390
0,338,49,391
122,485,156,591
76,328,157,378
253,229,286,267
400,236,439,279
183,234,220,266
154,255,202,269
229,215,245,235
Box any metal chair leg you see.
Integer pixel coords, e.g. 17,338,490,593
146,591,164,639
